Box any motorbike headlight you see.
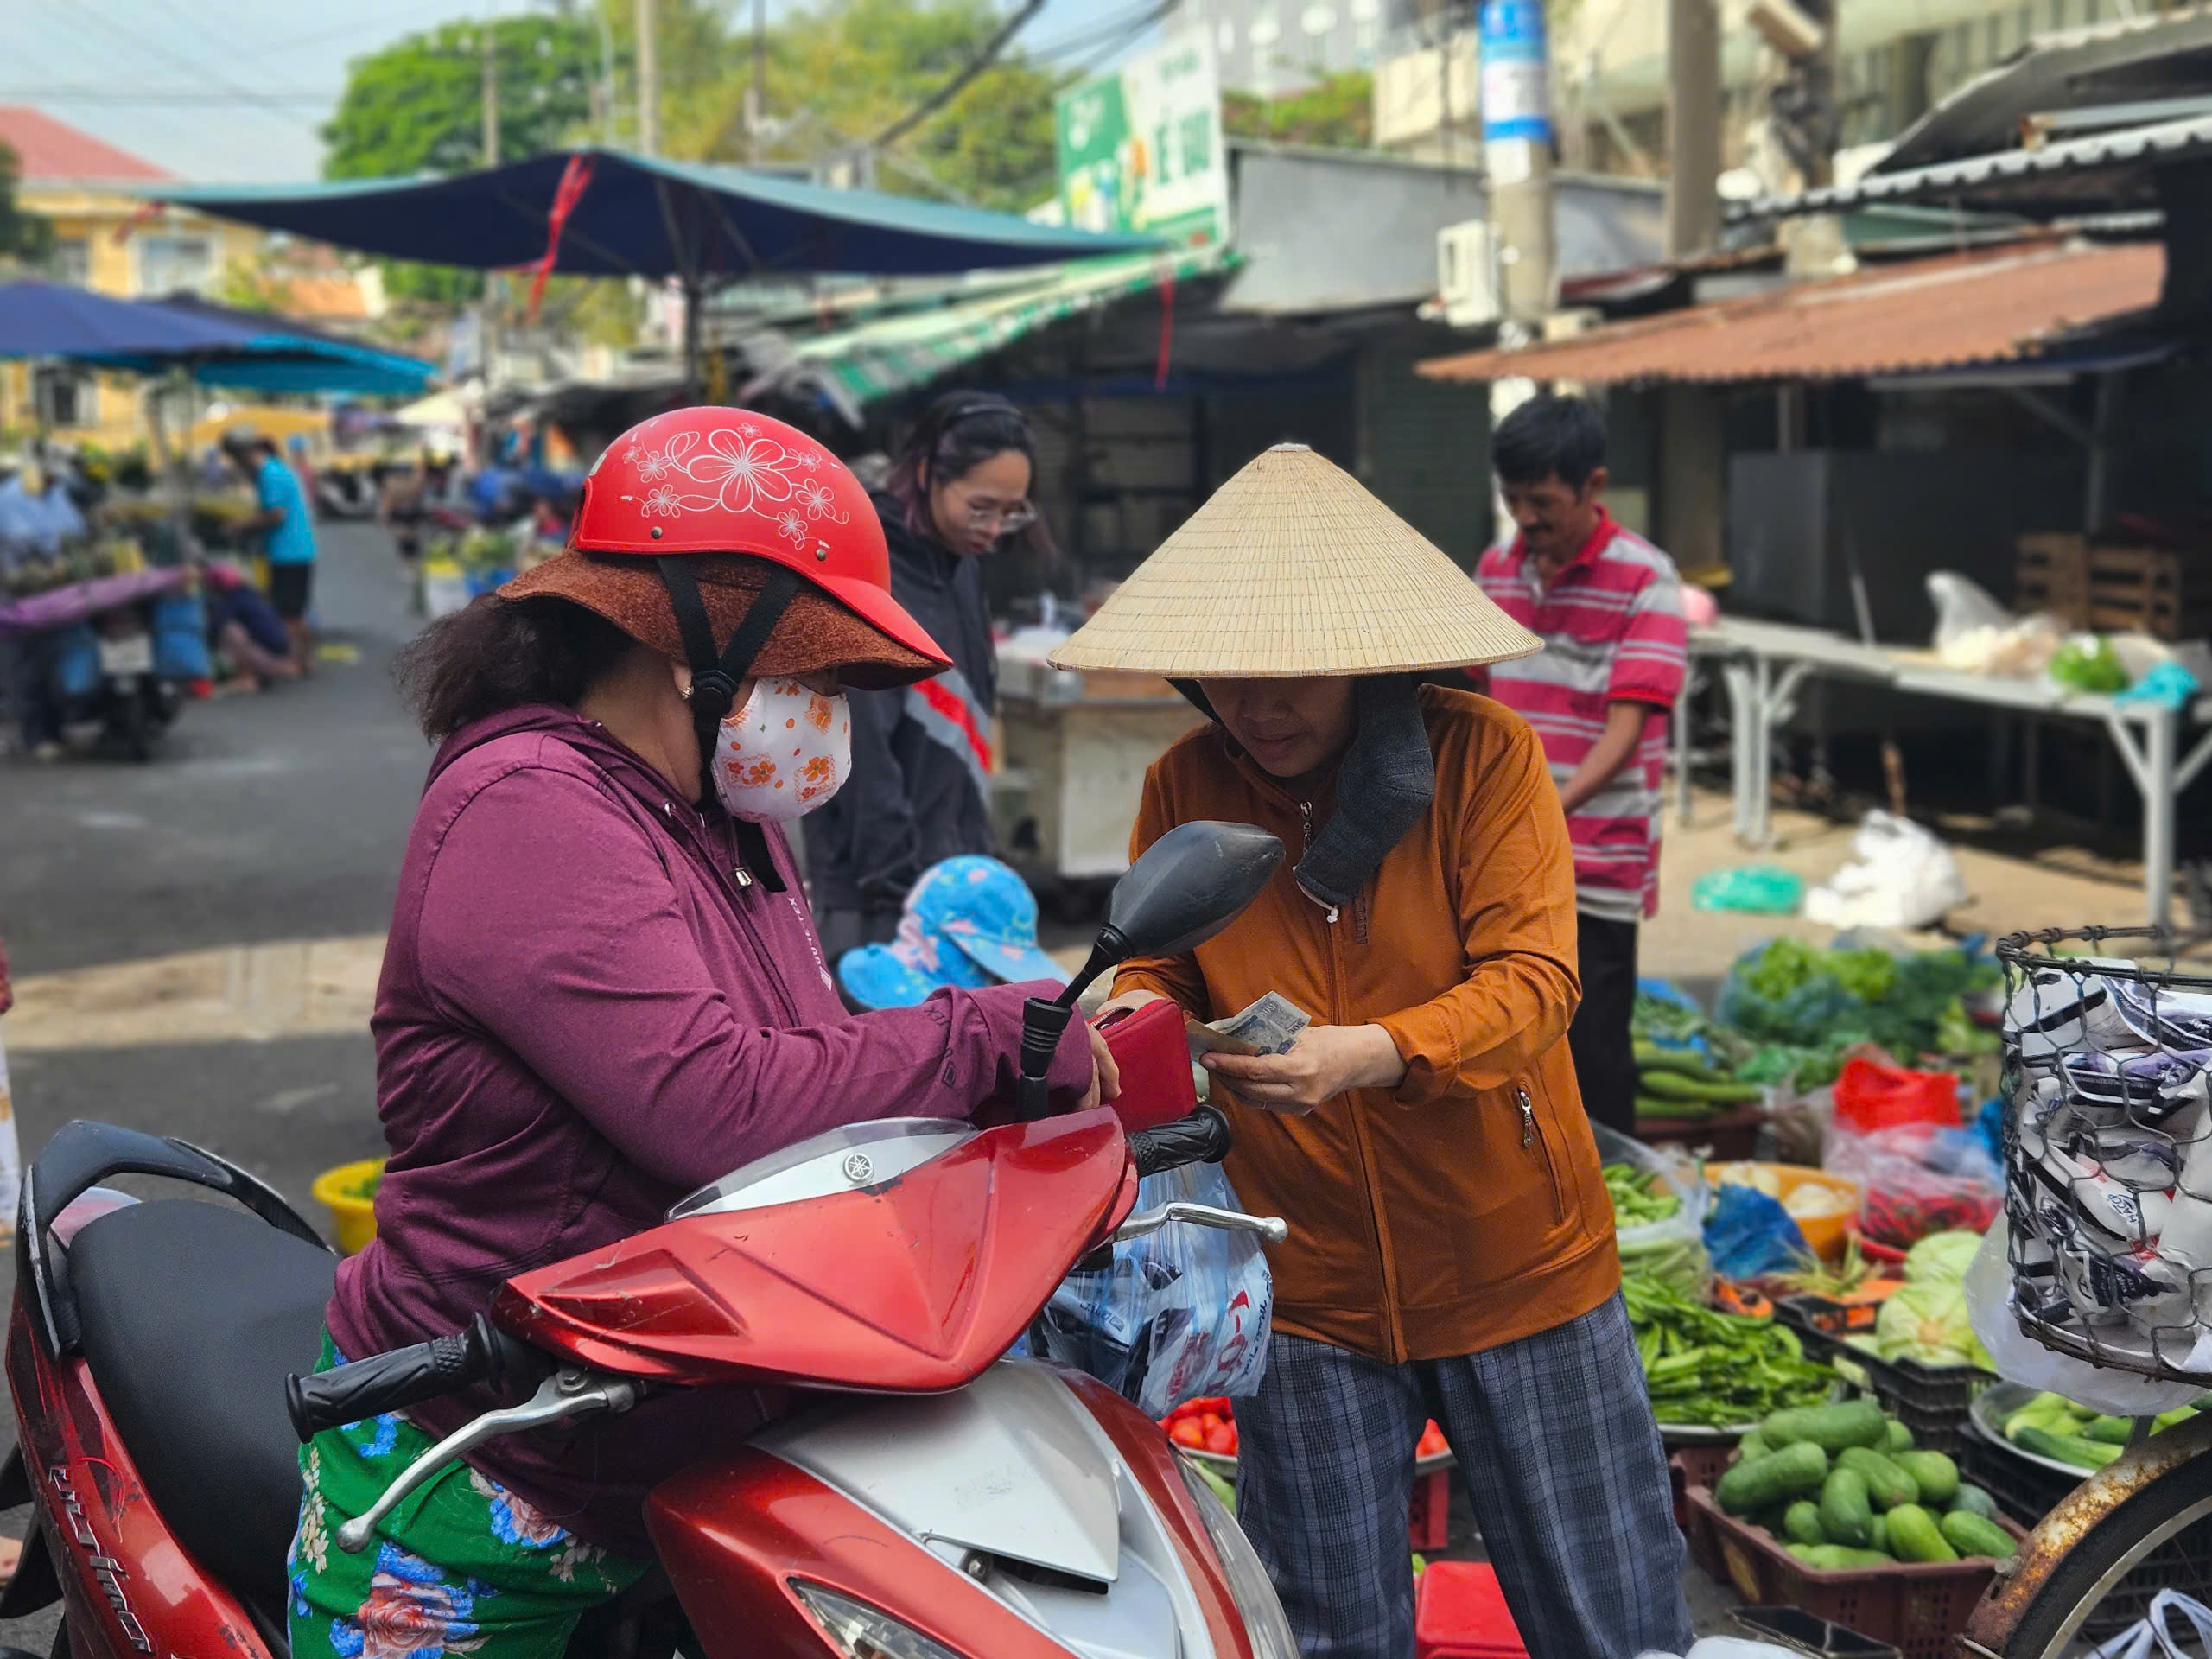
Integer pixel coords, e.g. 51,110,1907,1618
791,1582,964,1659
1177,1454,1299,1659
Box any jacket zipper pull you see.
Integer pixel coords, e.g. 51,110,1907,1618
732,865,753,889
1517,1087,1535,1147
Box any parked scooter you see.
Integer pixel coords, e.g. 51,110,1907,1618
72,600,183,762
1,821,1295,1659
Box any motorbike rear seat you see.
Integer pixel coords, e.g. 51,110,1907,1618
69,1198,335,1624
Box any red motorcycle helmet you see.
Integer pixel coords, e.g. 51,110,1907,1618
565,407,946,675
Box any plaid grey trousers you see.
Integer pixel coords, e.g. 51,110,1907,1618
1233,1293,1694,1659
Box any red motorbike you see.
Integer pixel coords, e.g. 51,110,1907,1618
3,821,1295,1659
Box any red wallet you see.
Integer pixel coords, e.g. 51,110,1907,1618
1096,999,1199,1132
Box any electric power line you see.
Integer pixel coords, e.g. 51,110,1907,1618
59,0,324,133
0,87,342,105
1030,0,1184,64
871,0,1047,147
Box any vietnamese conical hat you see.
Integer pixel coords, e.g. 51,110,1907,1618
1049,444,1541,677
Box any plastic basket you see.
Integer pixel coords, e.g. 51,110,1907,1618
1681,1485,2021,1659
311,1159,383,1255
1774,1297,1993,1454
1732,1606,1901,1659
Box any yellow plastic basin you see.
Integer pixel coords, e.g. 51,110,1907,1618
1707,1161,1861,1262
312,1158,385,1255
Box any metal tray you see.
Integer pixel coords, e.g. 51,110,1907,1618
1969,1380,2113,1479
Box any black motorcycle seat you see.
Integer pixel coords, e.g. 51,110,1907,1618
69,1198,335,1623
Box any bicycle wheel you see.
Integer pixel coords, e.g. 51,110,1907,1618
1975,1436,2212,1658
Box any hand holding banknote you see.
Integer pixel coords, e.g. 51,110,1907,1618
1197,996,1408,1116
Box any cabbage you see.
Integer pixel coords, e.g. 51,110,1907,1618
1904,1230,1983,1286
1872,1279,1991,1369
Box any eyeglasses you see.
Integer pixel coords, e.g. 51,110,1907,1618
957,497,1037,535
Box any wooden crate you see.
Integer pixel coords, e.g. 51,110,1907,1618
2014,531,2089,627
2084,543,2212,641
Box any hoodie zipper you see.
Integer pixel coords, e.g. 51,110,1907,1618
1298,800,1341,926
664,800,797,1023
1518,1084,1568,1224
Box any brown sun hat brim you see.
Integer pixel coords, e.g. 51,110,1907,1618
499,553,940,690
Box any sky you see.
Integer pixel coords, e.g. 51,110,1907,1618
7,0,1147,184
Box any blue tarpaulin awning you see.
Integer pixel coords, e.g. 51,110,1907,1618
145,148,1161,287
0,280,437,397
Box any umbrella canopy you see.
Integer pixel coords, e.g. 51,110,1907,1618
0,280,435,397
144,148,1160,286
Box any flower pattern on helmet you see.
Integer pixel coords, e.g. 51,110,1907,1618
660,428,802,515
634,451,671,482
641,485,682,518
776,509,807,545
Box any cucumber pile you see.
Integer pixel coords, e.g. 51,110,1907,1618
1635,1043,1763,1123
2002,1391,2208,1470
1713,1398,2014,1568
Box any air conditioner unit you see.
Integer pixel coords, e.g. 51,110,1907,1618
1436,220,1500,329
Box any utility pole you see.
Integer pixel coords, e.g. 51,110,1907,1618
750,0,767,162
1479,0,1554,540
1659,0,1725,579
636,0,661,156
481,16,500,166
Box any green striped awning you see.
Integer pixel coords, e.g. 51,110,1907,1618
793,243,1236,404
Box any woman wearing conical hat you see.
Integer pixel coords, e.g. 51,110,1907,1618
1059,445,1692,1659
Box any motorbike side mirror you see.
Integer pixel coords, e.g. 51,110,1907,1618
1058,820,1285,1007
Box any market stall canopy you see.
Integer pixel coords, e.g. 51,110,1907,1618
751,244,1236,410
1416,239,2168,388
0,279,436,397
142,148,1162,283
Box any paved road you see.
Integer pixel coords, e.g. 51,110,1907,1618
0,524,420,1655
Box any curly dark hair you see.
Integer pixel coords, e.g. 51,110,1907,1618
393,595,636,743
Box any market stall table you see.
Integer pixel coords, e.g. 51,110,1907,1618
0,566,188,635
1686,615,2212,928
992,655,1205,888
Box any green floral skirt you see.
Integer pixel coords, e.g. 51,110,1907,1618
287,1332,650,1659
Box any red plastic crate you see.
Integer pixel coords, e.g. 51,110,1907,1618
1408,1467,1451,1552
1681,1485,2024,1659
1415,1561,1528,1658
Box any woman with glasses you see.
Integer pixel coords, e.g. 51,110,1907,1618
802,391,1050,976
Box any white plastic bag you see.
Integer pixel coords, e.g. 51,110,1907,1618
1965,1220,2202,1415
2085,1588,2212,1659
1802,810,1969,930
1633,1642,1804,1659
1592,1121,1713,1297
1928,571,2063,676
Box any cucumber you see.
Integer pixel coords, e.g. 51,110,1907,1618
1637,1069,1762,1104
1837,1446,1920,1511
1637,1095,1717,1121
1885,1419,1915,1452
1716,1441,1830,1516
2013,1423,2125,1471
1737,1430,1772,1464
1949,1484,1999,1521
1803,1544,1896,1571
1939,1510,2017,1560
1631,1043,1731,1081
1868,1513,1891,1554
2082,1414,2135,1446
1817,1468,1872,1548
1893,1450,1960,1509
1885,1503,1958,1564
1783,1500,1826,1547
1762,1399,1891,1454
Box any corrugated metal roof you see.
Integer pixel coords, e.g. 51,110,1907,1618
1726,111,2212,223
1417,240,2164,387
0,106,174,186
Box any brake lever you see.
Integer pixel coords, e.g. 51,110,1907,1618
1113,1201,1287,1245
334,1369,638,1554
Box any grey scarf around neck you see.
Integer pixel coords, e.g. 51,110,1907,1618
1172,674,1436,914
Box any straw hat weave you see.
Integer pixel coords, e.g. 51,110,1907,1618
1049,444,1541,678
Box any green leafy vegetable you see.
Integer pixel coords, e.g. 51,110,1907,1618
1604,1162,1683,1227
1622,1272,1838,1428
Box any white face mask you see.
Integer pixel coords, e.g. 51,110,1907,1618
710,677,854,823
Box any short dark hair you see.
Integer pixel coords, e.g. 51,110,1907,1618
1491,394,1607,490
392,594,636,743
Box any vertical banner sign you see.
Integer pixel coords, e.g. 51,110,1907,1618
1478,0,1552,146
1055,33,1230,247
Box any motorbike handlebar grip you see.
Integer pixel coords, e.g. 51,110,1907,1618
285,1315,546,1442
1128,1105,1234,1178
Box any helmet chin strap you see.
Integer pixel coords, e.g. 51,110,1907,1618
657,558,803,893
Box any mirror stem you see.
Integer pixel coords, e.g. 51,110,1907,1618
1058,929,1128,1010
1015,996,1077,1121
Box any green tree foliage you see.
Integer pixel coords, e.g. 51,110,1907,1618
1222,69,1371,151
0,141,54,269
675,0,1062,213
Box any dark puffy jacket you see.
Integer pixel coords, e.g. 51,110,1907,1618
803,495,997,913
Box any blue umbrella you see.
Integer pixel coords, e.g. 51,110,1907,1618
0,280,245,358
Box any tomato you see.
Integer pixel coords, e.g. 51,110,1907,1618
1190,1396,1230,1417
1224,1424,1239,1454
1198,1413,1224,1437
1204,1424,1236,1456
1416,1420,1449,1458
1169,1420,1205,1448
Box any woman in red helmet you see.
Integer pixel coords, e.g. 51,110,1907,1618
286,410,1114,1659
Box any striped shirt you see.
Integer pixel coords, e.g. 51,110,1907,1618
1472,511,1688,922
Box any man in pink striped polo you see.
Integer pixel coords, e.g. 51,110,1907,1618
1471,394,1688,1135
